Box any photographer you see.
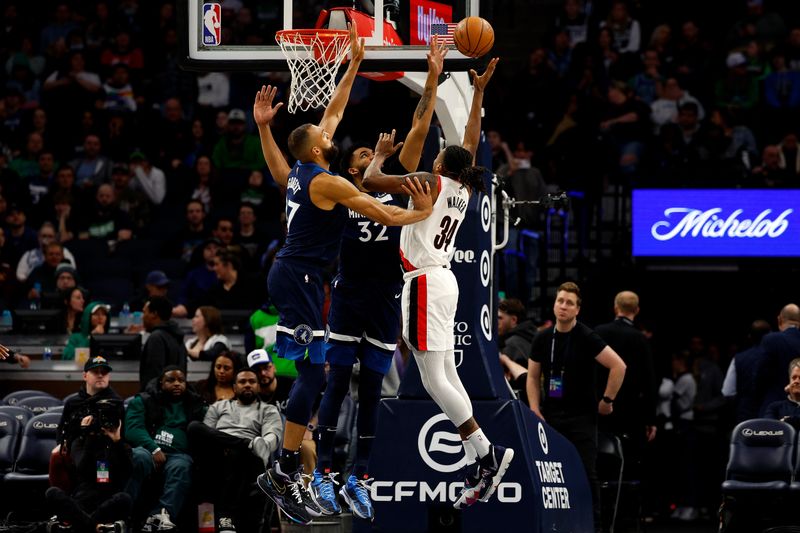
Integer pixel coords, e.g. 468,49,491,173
46,356,132,532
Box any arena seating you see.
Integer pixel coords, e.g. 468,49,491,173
2,390,58,406
15,395,64,414
0,412,22,478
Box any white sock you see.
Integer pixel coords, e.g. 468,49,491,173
462,439,478,464
465,428,491,459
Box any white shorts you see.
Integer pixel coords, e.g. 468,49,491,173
402,267,458,351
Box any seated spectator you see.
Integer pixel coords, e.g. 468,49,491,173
78,184,133,241
190,155,217,214
628,48,663,105
195,351,240,404
129,151,166,206
212,216,241,257
16,222,76,282
764,48,800,131
707,107,758,163
173,238,220,318
47,356,130,532
69,134,112,189
54,263,78,294
61,286,86,334
42,51,102,139
188,368,283,533
750,145,789,187
778,132,799,179
26,241,67,300
650,77,705,132
150,98,192,173
236,202,265,272
29,150,56,215
129,270,170,314
497,298,539,367
211,108,266,172
247,348,294,411
170,199,210,263
43,166,89,233
8,131,44,180
599,81,651,175
4,203,38,268
185,305,231,361
111,162,151,232
139,297,187,389
554,0,588,49
765,358,800,430
102,63,138,113
100,30,144,74
204,249,262,311
0,227,18,308
63,301,110,360
601,0,641,54
125,367,206,532
715,52,760,113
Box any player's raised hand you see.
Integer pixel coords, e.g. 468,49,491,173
401,176,433,215
348,21,365,64
375,130,403,158
253,85,284,127
469,57,499,92
427,35,449,77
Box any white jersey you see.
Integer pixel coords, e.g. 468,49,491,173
400,175,469,271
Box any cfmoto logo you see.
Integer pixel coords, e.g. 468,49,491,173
418,413,467,473
538,422,549,455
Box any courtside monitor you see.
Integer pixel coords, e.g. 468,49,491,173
90,334,142,361
12,309,62,334
179,0,486,72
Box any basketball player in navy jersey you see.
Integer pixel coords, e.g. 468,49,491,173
362,58,514,510
307,36,450,521
252,24,434,525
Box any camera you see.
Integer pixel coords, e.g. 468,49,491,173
75,397,123,433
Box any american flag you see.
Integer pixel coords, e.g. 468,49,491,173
430,23,457,45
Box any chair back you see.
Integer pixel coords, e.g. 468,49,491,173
16,395,64,415
0,412,21,473
726,418,795,483
3,390,55,406
13,412,61,474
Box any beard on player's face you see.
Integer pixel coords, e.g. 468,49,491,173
322,143,339,164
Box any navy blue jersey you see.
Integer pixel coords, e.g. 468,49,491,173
338,191,404,282
276,161,347,266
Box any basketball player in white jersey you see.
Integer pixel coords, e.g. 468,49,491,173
361,58,512,509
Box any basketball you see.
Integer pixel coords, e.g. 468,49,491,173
454,17,494,58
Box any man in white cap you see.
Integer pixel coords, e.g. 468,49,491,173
247,348,293,411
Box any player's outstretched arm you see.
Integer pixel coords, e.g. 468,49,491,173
363,130,440,201
320,173,433,226
254,85,291,188
397,35,449,172
319,21,366,137
462,57,499,162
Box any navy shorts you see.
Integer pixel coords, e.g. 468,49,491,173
267,258,328,364
326,274,402,374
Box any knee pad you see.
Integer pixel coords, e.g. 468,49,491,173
284,359,326,426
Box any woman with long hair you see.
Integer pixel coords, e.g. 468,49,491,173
62,287,85,334
185,305,230,361
195,351,240,404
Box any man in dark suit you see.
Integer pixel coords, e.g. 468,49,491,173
595,291,658,478
721,319,771,423
758,304,800,415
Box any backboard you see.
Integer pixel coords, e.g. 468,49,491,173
178,0,486,73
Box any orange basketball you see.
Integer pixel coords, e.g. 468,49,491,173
454,17,494,58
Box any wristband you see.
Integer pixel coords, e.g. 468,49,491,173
601,396,614,405
151,447,162,455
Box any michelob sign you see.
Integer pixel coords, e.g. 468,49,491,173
633,189,800,257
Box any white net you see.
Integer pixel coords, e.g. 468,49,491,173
276,30,351,113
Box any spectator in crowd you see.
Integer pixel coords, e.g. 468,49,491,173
672,20,711,98
61,286,86,334
170,199,210,263
189,155,217,214
16,222,76,282
196,72,231,111
63,301,110,360
527,282,626,529
765,358,800,430
111,162,151,231
100,29,144,73
102,64,138,113
211,216,239,255
499,353,530,405
39,3,80,54
497,298,538,367
26,241,67,299
44,165,88,223
601,0,641,54
8,131,44,180
236,202,264,272
129,151,166,206
29,150,57,220
172,238,220,318
204,249,261,311
750,144,789,187
758,304,800,415
151,98,193,172
716,52,760,114
599,81,651,176
139,296,187,389
248,348,294,413
764,49,800,132
211,108,266,172
78,184,133,241
69,134,112,189
54,263,78,294
595,291,658,482
778,132,799,179
554,0,589,49
650,77,705,133
47,355,131,532
185,305,231,361
4,203,38,268
628,48,663,105
667,350,699,522
125,367,206,532
189,368,283,532
195,351,240,405
722,319,772,423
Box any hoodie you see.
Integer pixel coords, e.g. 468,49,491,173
62,301,110,360
500,319,538,367
139,320,187,390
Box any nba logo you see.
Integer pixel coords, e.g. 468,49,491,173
203,3,221,46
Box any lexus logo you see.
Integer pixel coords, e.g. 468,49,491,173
418,413,467,473
538,422,549,455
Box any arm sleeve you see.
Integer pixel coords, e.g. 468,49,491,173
259,403,284,458
124,397,158,452
673,375,697,414
722,360,737,397
203,402,220,428
133,167,166,205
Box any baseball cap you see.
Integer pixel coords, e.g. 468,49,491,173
726,52,747,69
145,270,170,287
90,303,111,315
228,108,247,122
247,348,272,368
129,151,147,162
54,263,77,279
84,355,112,372
112,163,129,175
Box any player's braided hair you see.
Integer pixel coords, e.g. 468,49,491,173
441,145,487,194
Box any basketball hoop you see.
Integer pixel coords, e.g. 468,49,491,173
275,29,350,113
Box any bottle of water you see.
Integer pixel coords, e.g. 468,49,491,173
120,302,131,328
30,282,42,310
0,310,11,329
42,346,52,361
